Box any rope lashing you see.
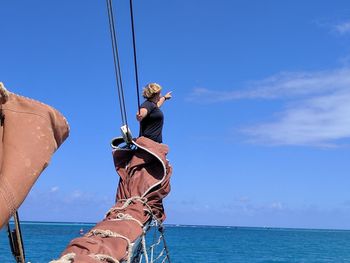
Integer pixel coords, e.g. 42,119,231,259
105,196,153,218
49,253,76,263
50,253,120,263
93,254,120,263
102,196,170,262
109,212,144,227
87,229,133,263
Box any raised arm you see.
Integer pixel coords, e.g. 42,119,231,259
157,91,172,108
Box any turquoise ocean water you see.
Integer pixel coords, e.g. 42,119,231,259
1,222,350,262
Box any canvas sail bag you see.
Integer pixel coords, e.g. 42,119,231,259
0,83,69,228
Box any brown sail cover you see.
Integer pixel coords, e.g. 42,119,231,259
0,83,69,229
52,136,172,263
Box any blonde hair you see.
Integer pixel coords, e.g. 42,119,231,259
142,83,162,99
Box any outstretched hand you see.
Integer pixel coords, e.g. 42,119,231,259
164,91,172,100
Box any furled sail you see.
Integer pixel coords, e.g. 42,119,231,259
51,136,172,263
0,83,70,229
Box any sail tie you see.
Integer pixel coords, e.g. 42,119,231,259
49,252,76,263
93,253,120,263
87,229,133,263
109,212,144,227
105,196,152,217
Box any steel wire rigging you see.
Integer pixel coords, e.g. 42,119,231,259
106,0,142,130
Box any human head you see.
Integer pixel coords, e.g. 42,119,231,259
142,83,162,100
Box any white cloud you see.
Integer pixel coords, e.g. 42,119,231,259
243,90,350,146
188,69,350,102
21,188,113,222
270,202,283,210
189,68,350,146
72,190,83,198
335,21,350,34
50,186,59,193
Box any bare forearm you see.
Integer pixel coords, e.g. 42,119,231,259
157,96,167,108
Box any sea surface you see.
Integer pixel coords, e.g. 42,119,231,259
1,222,350,263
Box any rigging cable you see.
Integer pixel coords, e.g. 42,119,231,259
106,0,129,128
129,0,141,113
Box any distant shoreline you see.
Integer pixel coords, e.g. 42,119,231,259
5,221,350,232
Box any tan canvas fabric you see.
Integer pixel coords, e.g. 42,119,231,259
0,83,69,229
53,136,172,263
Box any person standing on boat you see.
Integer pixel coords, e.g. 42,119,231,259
136,83,172,143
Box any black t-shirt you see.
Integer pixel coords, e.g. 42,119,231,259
139,100,164,143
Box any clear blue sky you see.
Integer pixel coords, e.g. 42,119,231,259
1,0,350,229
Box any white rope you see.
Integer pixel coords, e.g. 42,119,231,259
87,229,133,263
105,196,154,220
149,234,163,250
154,248,165,262
93,253,120,263
141,232,149,263
84,220,170,263
105,196,145,216
96,198,168,263
134,221,171,263
49,253,76,263
150,237,154,262
109,212,143,227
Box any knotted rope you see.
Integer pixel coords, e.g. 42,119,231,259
105,196,153,218
49,253,76,263
93,253,120,263
87,229,133,263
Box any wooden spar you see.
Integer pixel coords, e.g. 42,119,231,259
7,211,26,263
